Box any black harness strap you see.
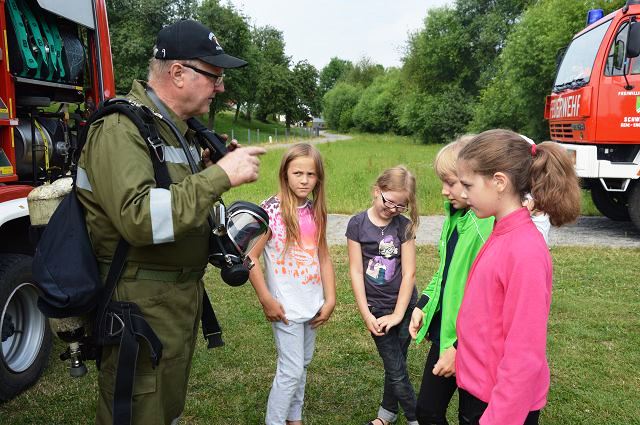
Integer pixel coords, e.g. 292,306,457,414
201,293,223,348
85,99,174,425
112,304,138,425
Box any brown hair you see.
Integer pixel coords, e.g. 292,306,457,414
278,143,327,253
458,129,580,226
374,165,419,238
434,134,475,179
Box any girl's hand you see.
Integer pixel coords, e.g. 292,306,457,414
260,296,288,325
409,307,424,339
364,313,385,336
376,313,402,334
311,301,335,329
432,346,457,377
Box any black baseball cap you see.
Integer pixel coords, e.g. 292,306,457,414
154,19,247,69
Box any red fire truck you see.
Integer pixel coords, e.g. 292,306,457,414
545,0,640,231
0,0,114,401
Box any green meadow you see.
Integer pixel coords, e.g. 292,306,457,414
224,133,600,216
2,246,638,424
3,134,632,424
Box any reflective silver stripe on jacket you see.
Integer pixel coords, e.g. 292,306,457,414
150,188,174,244
161,145,201,166
76,167,93,192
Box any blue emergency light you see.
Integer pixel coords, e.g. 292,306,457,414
586,9,604,26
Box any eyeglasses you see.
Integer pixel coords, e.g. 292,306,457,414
180,63,225,87
380,192,408,212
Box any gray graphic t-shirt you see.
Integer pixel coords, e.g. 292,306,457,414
345,210,417,309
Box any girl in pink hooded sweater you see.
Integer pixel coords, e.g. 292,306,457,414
454,130,581,425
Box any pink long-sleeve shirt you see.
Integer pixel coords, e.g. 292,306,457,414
456,207,552,425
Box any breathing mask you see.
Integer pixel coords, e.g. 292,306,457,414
209,201,269,286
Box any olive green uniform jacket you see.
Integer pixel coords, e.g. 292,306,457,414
77,80,230,424
77,80,230,269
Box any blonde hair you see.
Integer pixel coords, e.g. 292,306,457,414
434,134,475,180
278,143,327,253
374,165,419,239
458,129,581,226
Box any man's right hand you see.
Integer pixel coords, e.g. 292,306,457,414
217,146,266,187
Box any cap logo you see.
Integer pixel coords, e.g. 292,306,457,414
209,32,223,51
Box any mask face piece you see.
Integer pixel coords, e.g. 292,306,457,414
208,201,269,286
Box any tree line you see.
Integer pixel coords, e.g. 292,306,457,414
106,0,319,129
322,0,626,143
107,0,626,141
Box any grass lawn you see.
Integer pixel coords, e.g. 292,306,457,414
2,246,638,424
224,133,600,216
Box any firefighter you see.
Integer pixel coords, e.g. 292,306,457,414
76,19,265,424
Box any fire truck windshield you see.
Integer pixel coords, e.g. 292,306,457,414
554,19,612,92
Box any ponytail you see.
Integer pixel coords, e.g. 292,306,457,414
530,142,581,226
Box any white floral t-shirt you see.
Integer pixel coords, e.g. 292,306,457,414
261,196,324,322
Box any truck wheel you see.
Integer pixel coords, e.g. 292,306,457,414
590,184,630,221
0,254,52,401
629,182,640,232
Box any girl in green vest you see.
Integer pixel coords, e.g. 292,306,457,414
409,136,494,425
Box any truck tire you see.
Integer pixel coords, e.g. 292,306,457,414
0,254,52,401
629,182,640,232
590,184,630,221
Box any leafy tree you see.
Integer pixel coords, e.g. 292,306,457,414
248,25,290,122
455,0,536,91
319,57,353,99
322,82,361,131
254,64,295,124
342,57,385,87
469,0,625,141
197,0,252,127
291,60,320,121
107,0,198,94
252,25,290,67
398,84,474,144
402,7,469,94
252,61,318,128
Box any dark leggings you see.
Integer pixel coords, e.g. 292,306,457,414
458,388,540,425
415,343,458,425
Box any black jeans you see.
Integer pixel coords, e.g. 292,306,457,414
370,305,417,422
458,388,540,425
416,343,458,425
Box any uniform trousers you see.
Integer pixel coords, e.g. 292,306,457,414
95,272,203,425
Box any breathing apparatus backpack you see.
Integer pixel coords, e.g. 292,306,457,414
32,98,268,425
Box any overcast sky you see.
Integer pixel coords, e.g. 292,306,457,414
226,0,454,70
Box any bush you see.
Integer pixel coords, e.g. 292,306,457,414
352,72,402,133
322,82,362,131
398,85,475,144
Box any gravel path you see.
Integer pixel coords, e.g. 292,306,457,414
263,131,352,151
327,214,640,248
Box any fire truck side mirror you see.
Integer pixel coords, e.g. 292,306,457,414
626,20,640,58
